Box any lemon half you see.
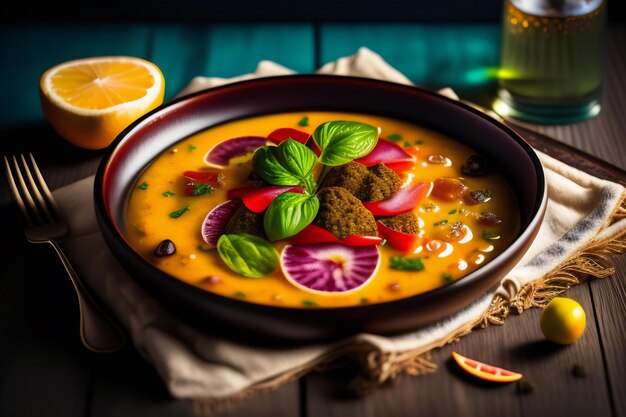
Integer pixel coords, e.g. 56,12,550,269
40,56,165,150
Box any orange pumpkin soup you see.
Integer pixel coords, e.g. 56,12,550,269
125,112,520,308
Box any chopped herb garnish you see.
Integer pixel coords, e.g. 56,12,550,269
387,133,403,142
448,209,458,215
414,140,424,145
390,256,425,271
198,243,212,251
302,299,317,307
169,204,190,219
482,230,501,240
188,145,197,151
234,291,246,299
192,183,214,196
360,297,369,304
380,239,388,246
162,191,175,197
441,273,454,284
137,182,149,190
298,116,309,127
403,141,411,148
434,219,449,226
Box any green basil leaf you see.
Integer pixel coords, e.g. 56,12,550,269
264,192,319,241
217,233,278,277
276,139,317,180
252,146,300,185
252,139,317,192
312,121,379,166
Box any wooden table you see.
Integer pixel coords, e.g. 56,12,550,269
1,24,624,417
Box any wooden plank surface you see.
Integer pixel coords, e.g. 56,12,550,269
0,22,625,417
591,256,626,417
0,207,93,417
305,282,614,417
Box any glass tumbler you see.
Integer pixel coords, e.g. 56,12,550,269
495,0,605,124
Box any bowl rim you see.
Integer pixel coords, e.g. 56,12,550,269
94,74,547,315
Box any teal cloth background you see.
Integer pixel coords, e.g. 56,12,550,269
0,23,501,129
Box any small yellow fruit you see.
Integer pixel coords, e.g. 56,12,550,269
540,297,586,344
40,56,164,150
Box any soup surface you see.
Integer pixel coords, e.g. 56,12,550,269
125,112,520,308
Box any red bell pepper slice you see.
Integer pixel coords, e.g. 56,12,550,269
289,224,382,246
363,182,430,216
308,140,322,156
267,128,310,144
376,221,421,253
227,185,263,200
355,138,416,172
183,171,224,186
183,171,225,196
228,185,305,213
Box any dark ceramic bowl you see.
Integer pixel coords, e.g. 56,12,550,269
95,75,546,343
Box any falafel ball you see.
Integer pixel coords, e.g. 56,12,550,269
224,206,265,237
379,212,420,234
314,187,377,239
323,162,401,202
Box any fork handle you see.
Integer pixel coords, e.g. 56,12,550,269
48,240,126,353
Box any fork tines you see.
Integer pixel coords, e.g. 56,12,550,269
4,153,61,227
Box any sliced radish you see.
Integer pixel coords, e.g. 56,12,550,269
281,243,380,294
204,136,272,168
376,221,421,253
355,138,416,172
290,224,382,246
267,128,310,144
201,200,242,247
240,185,305,213
363,182,430,216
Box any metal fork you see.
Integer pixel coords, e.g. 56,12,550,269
4,153,125,353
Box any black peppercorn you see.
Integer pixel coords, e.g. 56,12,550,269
516,380,535,394
478,212,502,226
461,155,488,176
154,239,176,257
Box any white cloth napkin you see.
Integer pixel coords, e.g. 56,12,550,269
53,48,626,401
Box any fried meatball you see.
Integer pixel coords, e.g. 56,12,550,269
323,162,401,202
378,212,420,234
224,206,265,237
314,187,377,239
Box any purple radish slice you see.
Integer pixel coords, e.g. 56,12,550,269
201,199,242,247
204,136,273,168
281,243,381,294
355,138,416,171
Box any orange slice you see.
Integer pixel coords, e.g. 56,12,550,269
40,56,165,149
452,351,522,383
